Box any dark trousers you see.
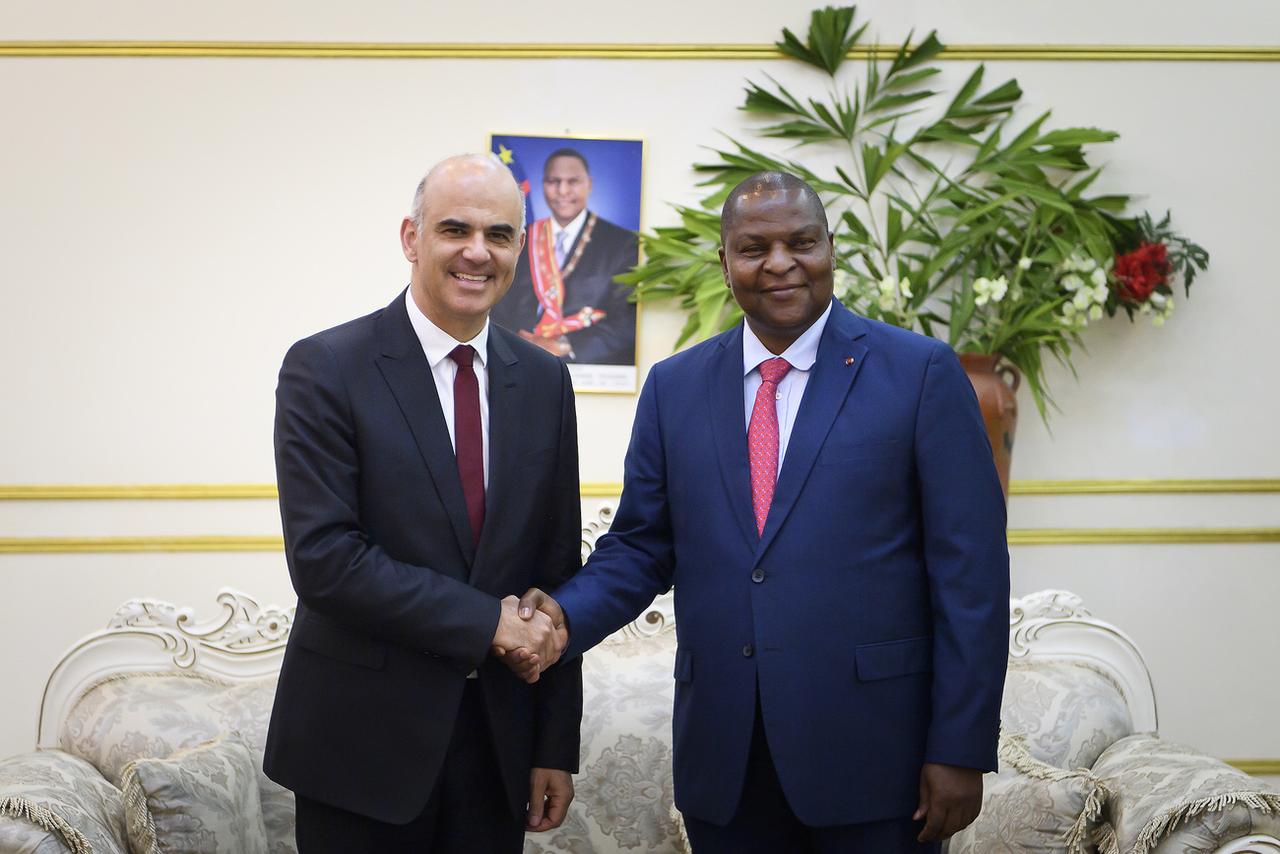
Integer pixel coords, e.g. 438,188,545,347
295,681,525,854
682,698,940,854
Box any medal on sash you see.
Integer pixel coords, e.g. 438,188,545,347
528,213,607,339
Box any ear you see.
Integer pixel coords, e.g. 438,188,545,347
718,246,730,288
400,218,418,263
517,227,527,254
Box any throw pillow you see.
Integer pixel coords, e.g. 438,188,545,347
945,732,1108,854
121,736,268,854
1089,733,1280,854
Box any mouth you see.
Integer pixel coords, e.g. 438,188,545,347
763,283,807,295
450,272,491,286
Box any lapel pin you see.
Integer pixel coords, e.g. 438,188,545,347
844,357,856,366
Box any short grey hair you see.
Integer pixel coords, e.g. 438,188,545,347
408,152,526,233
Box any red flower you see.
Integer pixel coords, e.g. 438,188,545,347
1114,242,1170,303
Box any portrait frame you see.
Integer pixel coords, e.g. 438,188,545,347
488,133,645,395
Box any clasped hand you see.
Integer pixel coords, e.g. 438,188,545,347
491,591,567,683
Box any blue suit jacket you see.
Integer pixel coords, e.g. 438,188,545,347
554,300,1009,827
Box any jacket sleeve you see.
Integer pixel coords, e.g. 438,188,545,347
553,366,677,658
914,342,1010,772
532,362,585,771
275,336,500,671
564,228,638,366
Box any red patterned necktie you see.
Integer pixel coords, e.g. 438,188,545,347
448,345,485,548
748,357,792,536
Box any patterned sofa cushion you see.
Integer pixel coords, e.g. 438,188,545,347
525,630,684,854
1001,660,1133,770
1089,733,1280,854
945,733,1108,854
122,737,267,854
0,750,128,854
59,673,295,854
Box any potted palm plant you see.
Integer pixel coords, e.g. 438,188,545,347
621,6,1208,494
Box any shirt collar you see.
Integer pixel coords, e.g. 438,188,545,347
550,207,589,245
742,300,833,377
405,287,489,369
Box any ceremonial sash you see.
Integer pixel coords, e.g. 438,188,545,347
528,214,607,338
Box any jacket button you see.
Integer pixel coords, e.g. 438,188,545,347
742,644,754,658
751,568,765,583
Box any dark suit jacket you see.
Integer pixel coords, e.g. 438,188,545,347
263,290,583,824
490,212,638,366
553,300,1009,827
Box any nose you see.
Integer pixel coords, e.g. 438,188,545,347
461,231,490,263
762,242,796,276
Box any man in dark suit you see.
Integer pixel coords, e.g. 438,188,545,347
263,154,582,853
513,172,1009,852
490,148,639,366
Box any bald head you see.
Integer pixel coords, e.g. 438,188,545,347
410,153,526,234
720,172,827,244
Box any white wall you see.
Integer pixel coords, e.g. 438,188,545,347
1,1,1278,771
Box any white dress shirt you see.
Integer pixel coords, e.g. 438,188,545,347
742,301,834,475
405,288,490,486
550,208,588,265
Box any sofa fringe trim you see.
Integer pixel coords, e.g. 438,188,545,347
119,763,160,854
999,731,1108,854
0,795,94,853
1091,821,1121,854
670,803,690,854
1132,790,1280,854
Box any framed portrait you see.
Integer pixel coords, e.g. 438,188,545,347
489,133,644,394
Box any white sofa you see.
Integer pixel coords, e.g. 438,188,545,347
1,510,1277,853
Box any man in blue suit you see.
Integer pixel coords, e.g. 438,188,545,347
514,172,1009,852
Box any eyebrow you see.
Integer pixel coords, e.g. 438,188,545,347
735,226,822,242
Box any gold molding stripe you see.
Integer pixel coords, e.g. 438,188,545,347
1008,528,1280,545
0,536,283,554
1010,479,1280,495
3,528,1278,553
1226,759,1280,776
0,484,278,501
4,479,1278,501
0,42,1276,62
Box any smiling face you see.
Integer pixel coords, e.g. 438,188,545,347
542,155,592,227
401,157,526,341
719,186,834,354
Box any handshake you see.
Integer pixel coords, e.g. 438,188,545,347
490,588,565,684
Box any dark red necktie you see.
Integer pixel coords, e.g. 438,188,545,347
448,345,485,548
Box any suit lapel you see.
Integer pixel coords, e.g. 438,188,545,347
471,329,520,581
754,304,869,564
707,325,759,549
373,292,476,564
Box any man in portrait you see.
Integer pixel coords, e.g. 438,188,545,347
264,153,581,853
490,147,639,366
513,172,1009,852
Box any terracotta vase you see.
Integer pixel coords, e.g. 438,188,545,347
957,352,1020,500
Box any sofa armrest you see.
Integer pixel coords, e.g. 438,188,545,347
1090,733,1280,854
0,749,128,854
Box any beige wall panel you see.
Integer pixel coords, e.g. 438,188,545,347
1,1,1277,771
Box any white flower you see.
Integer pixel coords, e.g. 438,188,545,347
1152,314,1166,327
833,268,854,292
1061,274,1085,292
1090,285,1109,305
1068,251,1097,274
973,277,989,305
1149,293,1167,309
878,293,897,311
1062,301,1077,317
1072,290,1092,310
1090,267,1107,288
1018,256,1033,270
899,277,912,299
878,276,897,296
989,276,1009,303
1089,305,1103,320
